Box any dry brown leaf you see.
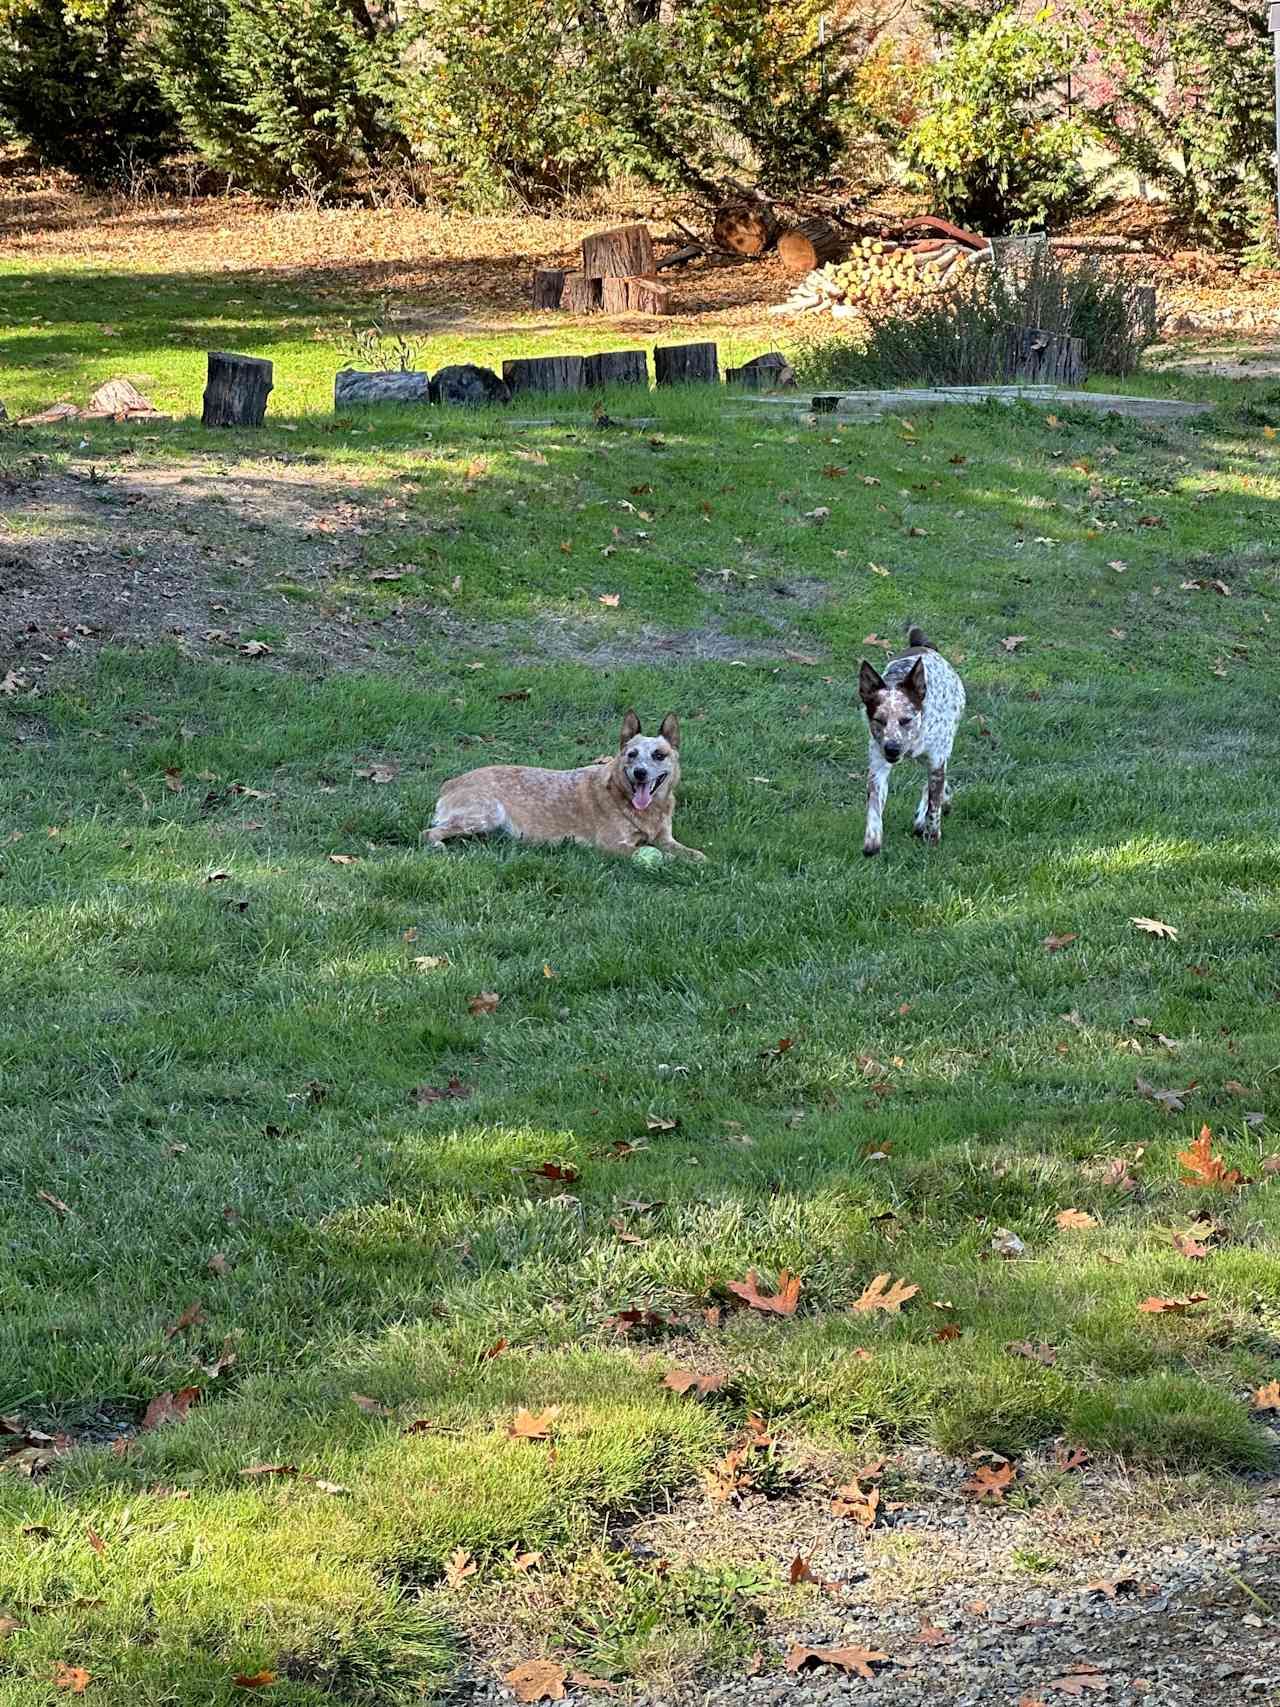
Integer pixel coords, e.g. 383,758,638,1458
962,1460,1016,1503
726,1269,802,1316
164,1300,206,1341
1054,1443,1090,1472
1179,1126,1244,1189
328,853,359,866
444,1547,478,1589
232,1671,277,1689
37,1189,72,1216
1042,932,1078,952
238,1463,298,1477
1131,916,1178,940
661,1369,725,1398
1001,635,1028,652
1252,1380,1280,1412
598,592,620,608
467,991,501,1017
1055,1209,1097,1230
207,1252,231,1275
852,1273,919,1314
831,1481,881,1528
785,1646,889,1680
1051,1668,1107,1696
513,1551,543,1572
504,1661,567,1703
507,1407,559,1441
1137,1292,1208,1315
350,1394,393,1417
85,1525,105,1555
568,1672,620,1696
916,1621,953,1647
1007,1340,1057,1366
1171,1231,1210,1260
139,1387,199,1432
52,1664,92,1694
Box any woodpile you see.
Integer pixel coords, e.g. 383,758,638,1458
770,233,992,321
534,222,672,315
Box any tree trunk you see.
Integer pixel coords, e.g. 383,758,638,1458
502,355,586,395
532,268,567,309
1001,326,1086,387
584,349,648,387
712,202,779,255
654,341,718,385
777,219,846,275
1129,283,1157,341
581,223,656,279
561,273,604,313
334,369,431,407
202,352,273,427
624,277,671,315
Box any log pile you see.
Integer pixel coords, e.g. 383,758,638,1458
535,223,672,316
770,232,992,321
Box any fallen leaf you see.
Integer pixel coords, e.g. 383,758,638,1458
822,465,848,478
164,1300,206,1341
831,1481,881,1528
1055,1210,1097,1230
1001,635,1028,652
785,1646,889,1680
507,1407,559,1441
1253,1380,1280,1411
568,1673,619,1696
410,1078,472,1104
504,1660,567,1703
232,1671,277,1689
238,1463,298,1477
1051,1669,1107,1696
662,1370,725,1398
139,1387,199,1431
413,955,450,972
514,1551,542,1572
37,1189,72,1216
1007,1340,1057,1366
991,1227,1027,1258
1136,1077,1191,1114
1102,1158,1138,1194
962,1459,1016,1503
1085,1578,1137,1599
726,1269,802,1316
1054,1443,1090,1472
351,1394,393,1417
1042,932,1078,952
852,1273,919,1313
1131,916,1178,940
85,1524,105,1555
934,1323,962,1342
163,767,183,793
1179,1126,1244,1189
1171,1231,1209,1260
598,592,620,608
468,991,501,1017
207,1252,232,1275
355,764,397,784
916,1621,953,1647
202,1340,237,1379
1222,1079,1255,1098
532,1161,578,1183
444,1547,478,1588
52,1664,92,1693
1137,1293,1208,1314
328,853,359,866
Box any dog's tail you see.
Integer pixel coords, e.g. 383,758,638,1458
906,622,937,651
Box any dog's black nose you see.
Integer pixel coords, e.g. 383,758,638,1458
632,765,648,781
883,744,902,762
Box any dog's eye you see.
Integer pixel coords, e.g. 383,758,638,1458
652,749,667,761
626,749,638,759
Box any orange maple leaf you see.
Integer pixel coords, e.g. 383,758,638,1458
1178,1126,1244,1189
726,1269,802,1316
1137,1292,1208,1314
507,1407,560,1441
1253,1380,1280,1412
852,1273,919,1313
785,1646,889,1679
503,1660,568,1703
962,1459,1016,1503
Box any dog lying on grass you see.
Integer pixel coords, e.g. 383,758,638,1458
423,709,706,861
859,623,966,856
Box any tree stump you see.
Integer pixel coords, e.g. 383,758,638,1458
202,352,273,428
712,202,779,255
777,219,846,275
429,364,512,406
502,355,586,395
533,268,567,309
334,369,431,407
725,351,795,390
581,223,656,279
654,342,718,386
561,273,604,313
1002,326,1086,387
584,349,648,387
625,278,671,315
1130,284,1157,341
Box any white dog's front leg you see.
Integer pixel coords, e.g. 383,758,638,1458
864,746,890,857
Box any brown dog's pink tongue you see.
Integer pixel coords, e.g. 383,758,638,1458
632,781,654,811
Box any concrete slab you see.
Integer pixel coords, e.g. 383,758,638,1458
738,385,1213,422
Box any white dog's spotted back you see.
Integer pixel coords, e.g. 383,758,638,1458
858,624,966,856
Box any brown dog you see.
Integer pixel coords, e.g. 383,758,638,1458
422,710,705,860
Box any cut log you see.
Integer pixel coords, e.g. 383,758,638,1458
654,342,718,386
601,276,633,314
202,352,272,428
84,377,165,419
561,273,604,313
712,202,779,256
777,219,845,275
583,349,648,387
725,351,795,390
430,364,511,405
17,402,79,426
1001,326,1086,388
502,355,586,395
625,277,671,315
334,369,430,407
581,223,656,279
532,268,567,309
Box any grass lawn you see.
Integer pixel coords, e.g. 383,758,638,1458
2,240,1280,1705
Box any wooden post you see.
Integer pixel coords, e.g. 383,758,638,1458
202,352,272,427
777,219,845,275
584,350,648,387
502,355,586,395
561,273,603,313
654,342,718,386
581,223,656,279
712,202,779,255
334,370,430,407
1130,284,1157,342
1001,326,1086,387
533,268,567,309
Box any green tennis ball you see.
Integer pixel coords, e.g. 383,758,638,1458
632,846,664,870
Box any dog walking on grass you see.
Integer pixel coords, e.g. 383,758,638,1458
423,710,706,861
858,624,966,856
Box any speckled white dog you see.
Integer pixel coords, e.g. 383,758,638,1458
858,624,966,856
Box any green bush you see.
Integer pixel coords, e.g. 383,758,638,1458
902,11,1094,235
0,0,177,188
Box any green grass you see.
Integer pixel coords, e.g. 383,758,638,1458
2,251,1280,1704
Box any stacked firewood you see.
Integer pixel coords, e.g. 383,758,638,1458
534,223,673,316
770,221,994,321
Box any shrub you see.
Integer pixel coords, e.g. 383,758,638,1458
792,247,1157,390
902,11,1094,235
0,0,177,188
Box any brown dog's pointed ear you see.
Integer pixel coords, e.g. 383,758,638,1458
858,660,885,708
902,657,927,706
658,712,680,749
619,708,642,748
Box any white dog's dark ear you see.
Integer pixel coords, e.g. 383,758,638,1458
658,712,681,749
619,708,642,747
858,661,885,707
902,657,927,706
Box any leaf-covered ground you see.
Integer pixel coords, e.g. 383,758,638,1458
2,214,1280,1706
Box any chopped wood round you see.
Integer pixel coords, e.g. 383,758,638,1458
532,268,567,309
502,356,586,395
712,202,779,256
777,219,845,276
334,369,430,407
583,350,648,388
561,273,604,313
581,223,656,279
202,352,273,428
654,342,718,386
